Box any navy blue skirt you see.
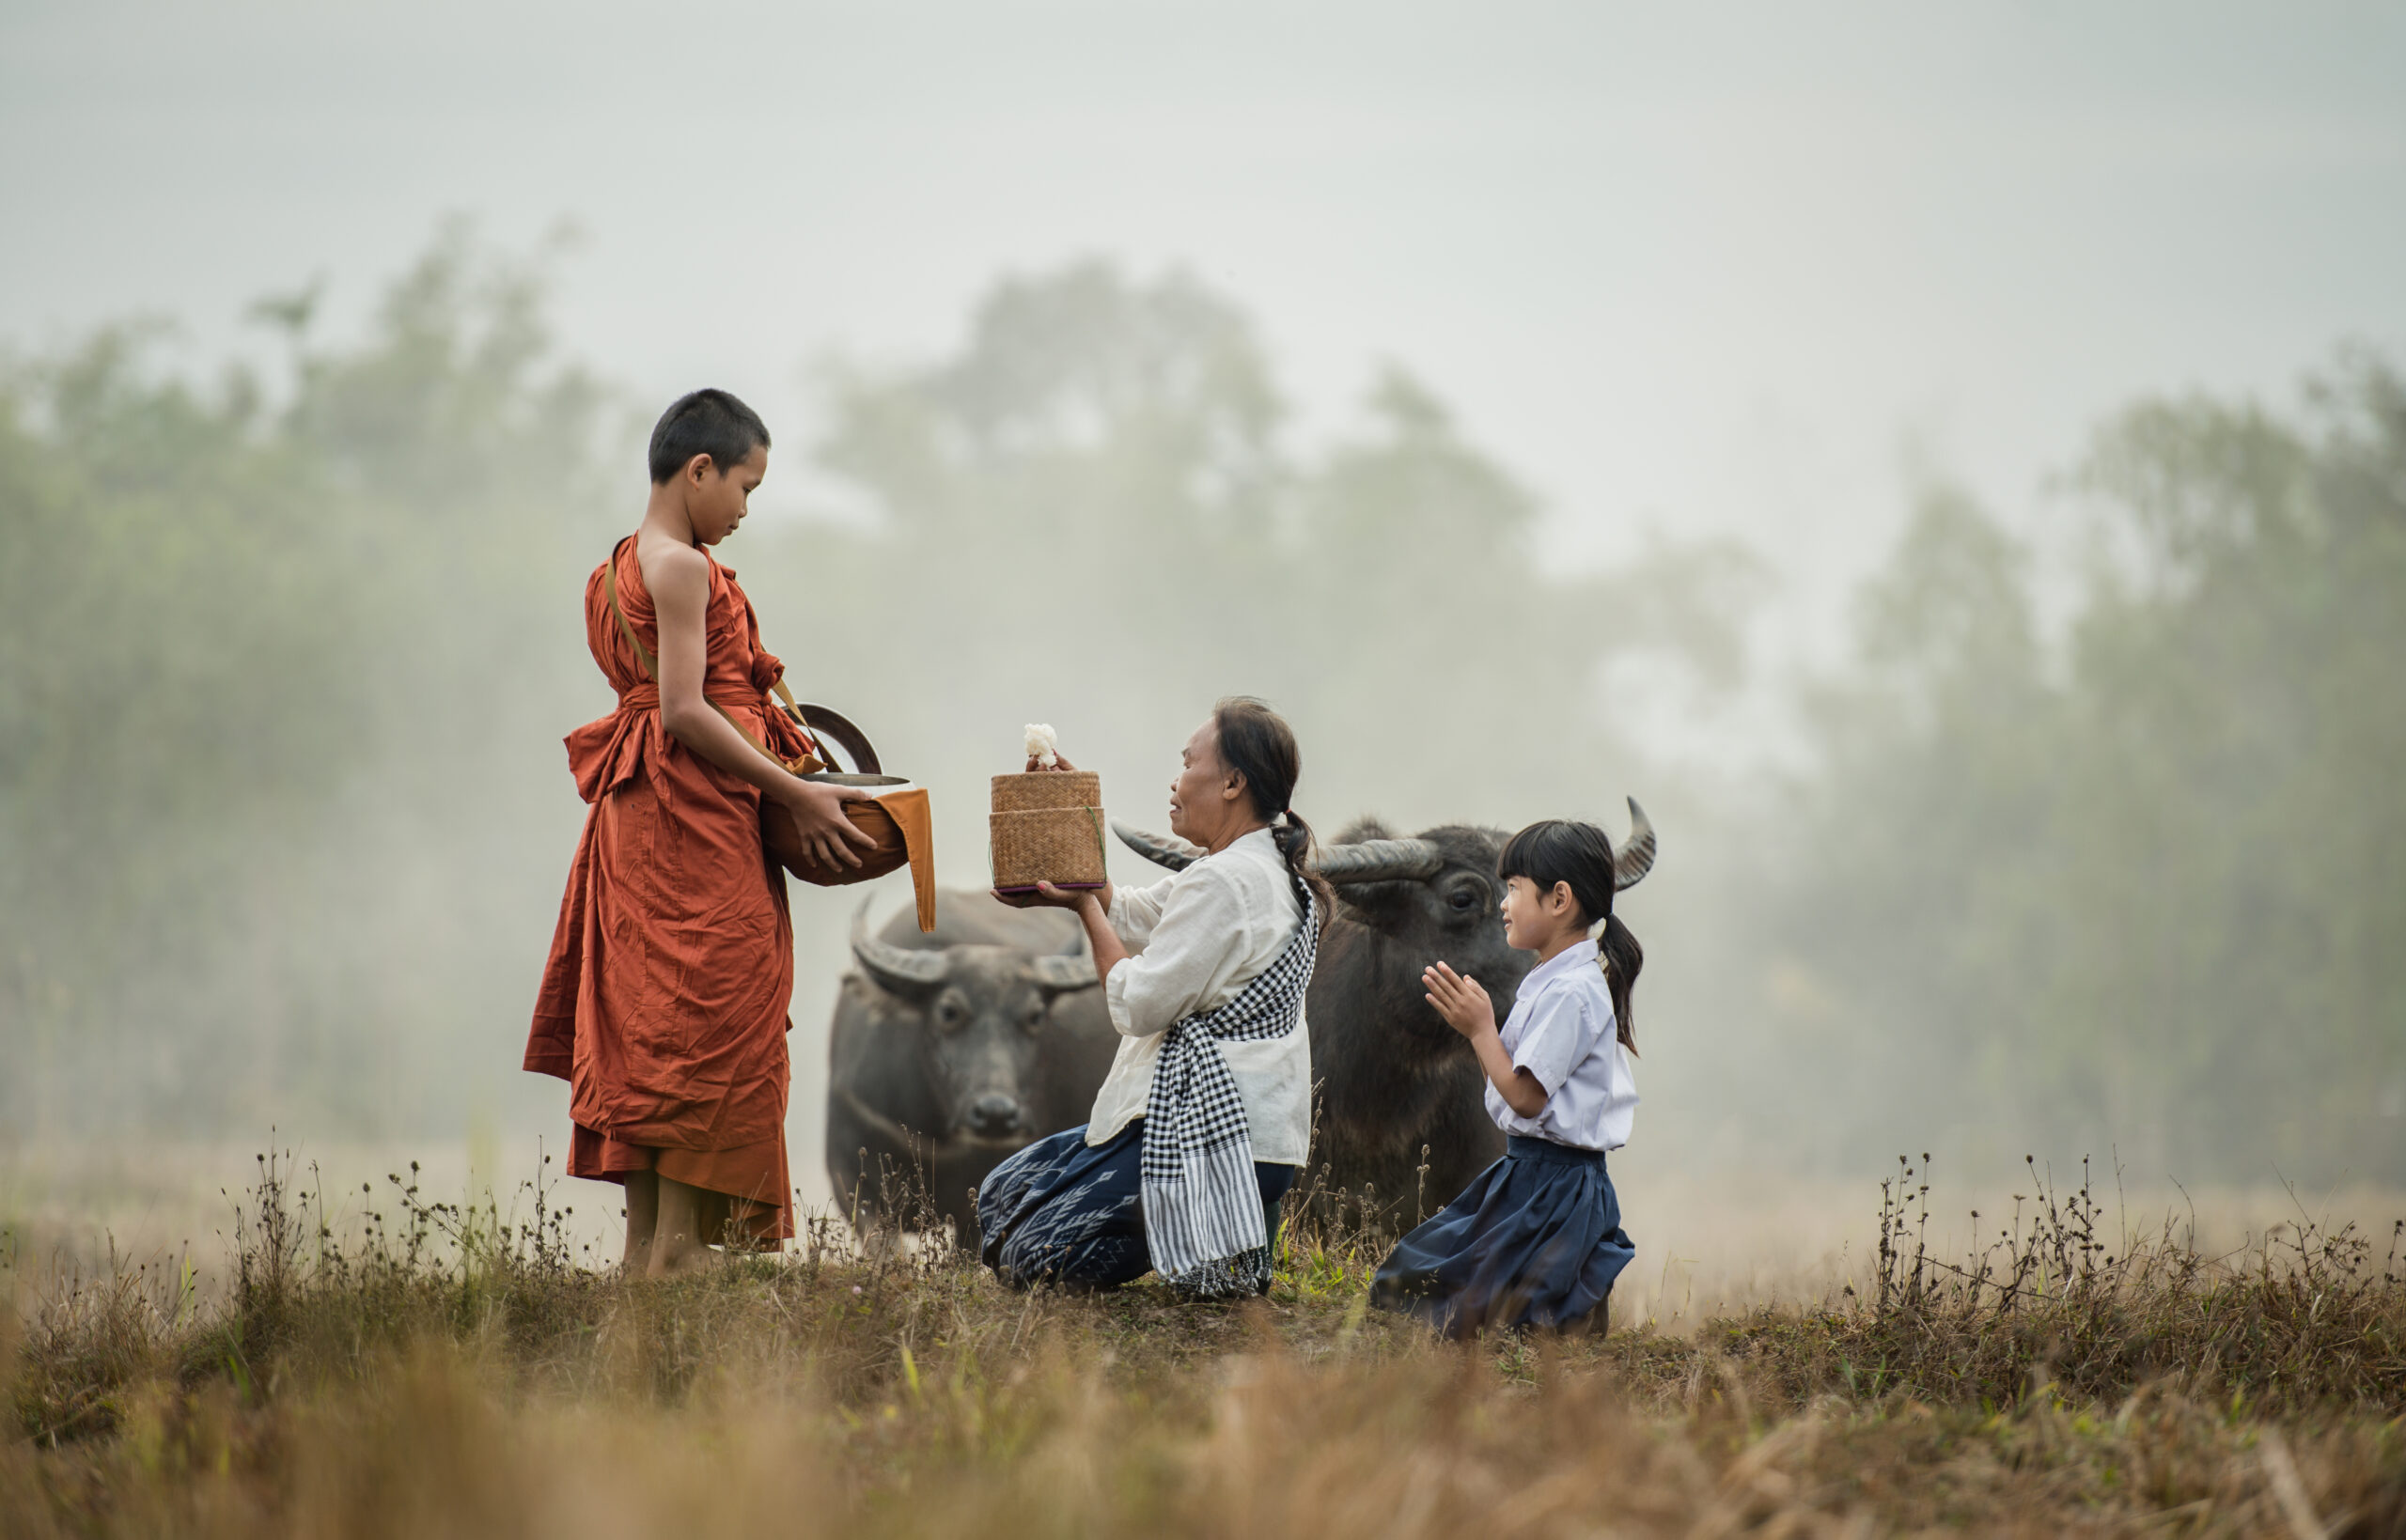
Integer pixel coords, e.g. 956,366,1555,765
976,1121,1298,1292
1368,1136,1636,1338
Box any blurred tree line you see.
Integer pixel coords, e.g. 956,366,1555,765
756,260,1746,854
0,230,621,1138
1711,356,2406,1181
1,231,2397,1184
0,239,1734,1145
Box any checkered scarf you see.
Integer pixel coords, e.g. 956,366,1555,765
1140,872,1320,1299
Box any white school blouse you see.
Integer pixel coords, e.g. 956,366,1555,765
1487,936,1638,1152
1083,827,1313,1165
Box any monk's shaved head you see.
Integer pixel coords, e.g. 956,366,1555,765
648,388,770,486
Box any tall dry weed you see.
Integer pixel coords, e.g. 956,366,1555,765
1690,1156,2406,1414
2,1149,2400,1536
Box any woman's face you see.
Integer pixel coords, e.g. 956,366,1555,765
1167,719,1246,849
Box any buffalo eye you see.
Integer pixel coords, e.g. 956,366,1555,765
1446,884,1483,914
1021,1001,1046,1035
932,993,971,1033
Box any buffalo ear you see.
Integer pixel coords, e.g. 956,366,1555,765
1324,877,1412,925
1023,956,1101,993
1023,919,1101,994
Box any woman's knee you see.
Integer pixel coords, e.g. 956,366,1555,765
975,1137,1054,1224
997,1235,1150,1292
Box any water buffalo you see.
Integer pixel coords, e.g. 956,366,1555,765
1113,801,1655,1226
828,892,1120,1238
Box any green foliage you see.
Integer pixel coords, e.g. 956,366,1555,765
5,233,2396,1188
1743,355,2406,1180
0,230,619,1138
0,325,358,1129
0,244,1744,1143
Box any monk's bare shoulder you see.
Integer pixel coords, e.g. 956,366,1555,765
635,537,710,609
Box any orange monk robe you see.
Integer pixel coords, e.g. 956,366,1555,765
526,537,807,1245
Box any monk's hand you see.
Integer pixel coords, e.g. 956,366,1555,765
778,778,880,870
1422,962,1496,1042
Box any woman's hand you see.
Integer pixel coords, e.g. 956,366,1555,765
994,880,1127,985
1422,962,1497,1042
773,777,880,870
1023,753,1081,773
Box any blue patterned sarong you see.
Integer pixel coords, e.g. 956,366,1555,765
976,1120,1297,1291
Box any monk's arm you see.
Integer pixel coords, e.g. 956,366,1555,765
645,541,876,866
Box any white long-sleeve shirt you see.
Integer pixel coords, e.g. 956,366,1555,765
1083,827,1313,1165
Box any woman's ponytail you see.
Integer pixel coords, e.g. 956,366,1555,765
1212,697,1335,927
1268,810,1336,926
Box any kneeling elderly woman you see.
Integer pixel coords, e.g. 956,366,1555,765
977,697,1328,1299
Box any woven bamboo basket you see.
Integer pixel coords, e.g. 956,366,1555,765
990,771,1107,891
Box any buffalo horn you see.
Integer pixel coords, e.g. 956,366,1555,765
849,901,950,992
1614,798,1658,891
1314,837,1445,884
1113,821,1200,872
1121,820,1446,884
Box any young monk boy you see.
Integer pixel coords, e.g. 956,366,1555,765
526,389,877,1275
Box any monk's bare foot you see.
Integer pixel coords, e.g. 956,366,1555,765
620,1172,661,1275
647,1237,718,1278
644,1174,717,1278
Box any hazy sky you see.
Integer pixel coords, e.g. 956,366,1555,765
7,0,2403,645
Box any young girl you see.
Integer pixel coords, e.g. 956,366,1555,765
1368,818,1643,1337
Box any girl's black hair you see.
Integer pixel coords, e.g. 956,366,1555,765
1210,696,1334,926
1495,818,1645,1053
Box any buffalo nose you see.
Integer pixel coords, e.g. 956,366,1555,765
969,1094,1022,1137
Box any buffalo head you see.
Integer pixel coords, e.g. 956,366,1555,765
847,905,1100,1144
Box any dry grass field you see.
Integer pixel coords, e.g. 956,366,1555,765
3,1149,2401,1539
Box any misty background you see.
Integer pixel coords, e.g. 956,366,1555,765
4,2,2403,1206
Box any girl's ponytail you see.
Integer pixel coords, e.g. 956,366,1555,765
1599,911,1643,1054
